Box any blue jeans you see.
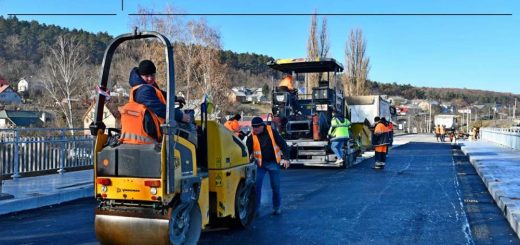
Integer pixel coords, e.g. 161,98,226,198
330,139,346,159
255,161,281,210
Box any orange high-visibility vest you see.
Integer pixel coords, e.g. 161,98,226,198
278,76,295,90
252,125,282,167
120,84,166,144
374,122,389,153
224,120,240,136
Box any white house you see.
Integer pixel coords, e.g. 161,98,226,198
83,102,121,135
17,78,29,93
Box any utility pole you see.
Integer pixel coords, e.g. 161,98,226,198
466,109,469,133
514,98,517,120
428,103,432,133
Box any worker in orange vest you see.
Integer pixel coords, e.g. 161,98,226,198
439,125,446,142
224,114,243,138
435,124,441,142
372,116,390,169
246,117,289,215
277,73,298,115
120,60,190,144
278,73,295,91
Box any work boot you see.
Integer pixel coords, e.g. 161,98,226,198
272,207,282,215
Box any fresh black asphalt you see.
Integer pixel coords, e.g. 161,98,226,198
0,140,518,245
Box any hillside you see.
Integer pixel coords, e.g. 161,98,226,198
369,81,519,106
0,16,517,108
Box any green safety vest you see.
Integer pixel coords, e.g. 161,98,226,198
328,117,351,139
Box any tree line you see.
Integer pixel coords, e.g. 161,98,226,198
0,14,518,128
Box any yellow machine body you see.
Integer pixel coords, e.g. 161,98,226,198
94,121,254,245
199,121,252,218
351,122,373,151
92,31,256,245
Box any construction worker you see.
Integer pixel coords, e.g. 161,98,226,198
387,119,394,146
440,125,446,142
224,114,244,138
372,116,390,169
435,124,441,142
327,110,351,164
246,117,290,215
278,73,295,91
120,60,190,144
277,73,298,115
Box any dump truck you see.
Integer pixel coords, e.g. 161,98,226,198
267,58,357,168
346,95,395,151
90,31,256,245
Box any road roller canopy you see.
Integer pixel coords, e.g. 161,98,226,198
266,58,344,73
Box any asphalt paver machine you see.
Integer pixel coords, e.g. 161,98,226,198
89,31,256,245
267,58,357,168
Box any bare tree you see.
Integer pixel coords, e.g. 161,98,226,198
130,6,230,117
42,35,90,131
307,12,331,91
306,11,319,93
318,17,330,58
343,29,370,96
182,18,229,117
318,16,330,83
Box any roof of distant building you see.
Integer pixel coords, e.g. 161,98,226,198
0,110,42,127
0,78,8,86
0,84,11,93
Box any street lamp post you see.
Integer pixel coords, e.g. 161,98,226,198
428,103,432,133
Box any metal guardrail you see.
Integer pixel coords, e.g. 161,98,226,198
480,128,520,150
0,128,94,178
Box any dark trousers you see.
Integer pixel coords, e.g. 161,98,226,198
375,151,387,163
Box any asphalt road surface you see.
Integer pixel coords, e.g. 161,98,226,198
0,135,518,245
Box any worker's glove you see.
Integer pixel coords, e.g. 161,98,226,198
175,96,186,108
280,159,290,169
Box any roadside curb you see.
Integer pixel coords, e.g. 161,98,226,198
461,143,520,239
0,184,93,216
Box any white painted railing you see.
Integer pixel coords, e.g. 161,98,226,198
480,128,520,150
0,128,93,178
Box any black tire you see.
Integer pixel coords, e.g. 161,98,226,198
233,180,256,228
347,153,355,167
169,202,202,245
340,156,348,169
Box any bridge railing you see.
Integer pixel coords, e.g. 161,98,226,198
480,127,520,150
0,128,94,178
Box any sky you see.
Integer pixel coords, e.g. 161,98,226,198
0,0,519,94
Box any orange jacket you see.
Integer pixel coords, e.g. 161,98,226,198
278,76,295,90
224,119,241,136
120,85,166,144
252,125,282,167
374,122,389,153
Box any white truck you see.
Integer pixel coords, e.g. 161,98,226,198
434,114,459,132
347,95,394,124
346,95,395,152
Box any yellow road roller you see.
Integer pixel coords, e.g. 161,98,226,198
89,31,257,245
